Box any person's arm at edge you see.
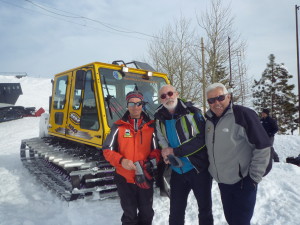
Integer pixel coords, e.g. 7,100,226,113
245,109,272,183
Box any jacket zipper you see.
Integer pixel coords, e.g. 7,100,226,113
212,121,220,181
172,117,185,174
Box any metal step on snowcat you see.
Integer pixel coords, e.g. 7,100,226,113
20,137,117,201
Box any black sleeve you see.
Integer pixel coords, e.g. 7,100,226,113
270,118,279,135
102,123,119,151
234,105,271,149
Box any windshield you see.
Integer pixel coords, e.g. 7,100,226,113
99,68,167,127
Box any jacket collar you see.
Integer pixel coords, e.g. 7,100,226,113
116,111,152,126
205,101,232,122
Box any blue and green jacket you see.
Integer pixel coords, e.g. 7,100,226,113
154,99,209,173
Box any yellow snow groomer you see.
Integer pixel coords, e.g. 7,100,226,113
20,60,169,201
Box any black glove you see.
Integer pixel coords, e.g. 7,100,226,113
144,158,157,178
134,161,153,189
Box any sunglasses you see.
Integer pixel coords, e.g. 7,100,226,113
207,94,227,104
160,91,174,99
127,101,143,107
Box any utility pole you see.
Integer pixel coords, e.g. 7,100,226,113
295,5,300,134
237,51,244,105
228,37,233,102
201,37,206,113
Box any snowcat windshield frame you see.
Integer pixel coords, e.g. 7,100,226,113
99,68,167,127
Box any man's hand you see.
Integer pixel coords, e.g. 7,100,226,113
161,147,174,164
121,158,136,170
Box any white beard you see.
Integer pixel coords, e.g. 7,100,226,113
163,98,178,111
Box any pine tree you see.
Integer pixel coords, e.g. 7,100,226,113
252,54,298,134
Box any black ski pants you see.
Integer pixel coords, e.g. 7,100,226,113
169,169,213,225
115,173,154,225
218,175,257,225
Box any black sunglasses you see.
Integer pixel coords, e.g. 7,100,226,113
160,91,174,99
207,94,227,104
127,101,143,107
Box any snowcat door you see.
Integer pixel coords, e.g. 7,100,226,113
64,69,104,147
48,73,72,137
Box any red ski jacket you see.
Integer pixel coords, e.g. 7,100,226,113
103,111,160,183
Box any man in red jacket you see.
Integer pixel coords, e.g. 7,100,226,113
103,90,160,225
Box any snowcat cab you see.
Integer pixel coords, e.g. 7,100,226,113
47,60,168,147
20,60,169,201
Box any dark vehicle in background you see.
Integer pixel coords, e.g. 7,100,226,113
0,83,42,122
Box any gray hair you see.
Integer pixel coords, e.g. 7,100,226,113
159,84,177,94
206,83,229,97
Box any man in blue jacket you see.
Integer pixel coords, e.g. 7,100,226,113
205,83,271,225
155,84,213,225
260,108,280,162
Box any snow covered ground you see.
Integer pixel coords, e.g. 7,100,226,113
1,75,300,225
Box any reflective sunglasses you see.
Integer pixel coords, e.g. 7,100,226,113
207,94,227,104
160,91,174,99
127,101,143,107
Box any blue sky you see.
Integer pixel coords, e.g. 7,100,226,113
0,0,299,86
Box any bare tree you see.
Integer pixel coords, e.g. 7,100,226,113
198,0,249,104
234,48,253,106
147,0,250,106
147,17,201,102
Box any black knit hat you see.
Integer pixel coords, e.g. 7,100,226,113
262,109,270,115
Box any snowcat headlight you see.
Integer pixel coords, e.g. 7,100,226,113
122,67,129,73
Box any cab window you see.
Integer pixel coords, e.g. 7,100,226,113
53,76,67,110
99,68,167,127
73,89,82,110
80,70,99,130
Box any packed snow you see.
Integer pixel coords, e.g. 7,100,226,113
0,75,300,225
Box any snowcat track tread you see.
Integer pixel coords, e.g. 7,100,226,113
20,137,118,201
